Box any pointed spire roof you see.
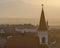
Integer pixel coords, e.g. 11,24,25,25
46,20,49,29
46,20,48,26
38,4,47,31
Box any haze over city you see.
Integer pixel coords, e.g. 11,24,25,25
0,0,60,26
0,0,60,48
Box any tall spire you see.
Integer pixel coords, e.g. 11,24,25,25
38,4,47,31
46,20,49,29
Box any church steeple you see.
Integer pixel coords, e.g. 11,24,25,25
38,4,48,45
38,4,47,31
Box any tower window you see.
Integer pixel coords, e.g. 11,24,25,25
42,37,46,43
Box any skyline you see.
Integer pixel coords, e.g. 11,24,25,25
0,18,59,26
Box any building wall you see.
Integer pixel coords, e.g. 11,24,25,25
38,31,48,44
15,28,37,33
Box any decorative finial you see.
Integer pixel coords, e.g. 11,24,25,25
42,4,44,7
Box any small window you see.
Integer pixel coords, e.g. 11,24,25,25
42,37,46,43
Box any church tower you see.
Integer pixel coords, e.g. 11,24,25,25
38,4,48,45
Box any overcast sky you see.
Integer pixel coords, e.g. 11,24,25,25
0,0,60,18
0,0,60,5
0,0,60,25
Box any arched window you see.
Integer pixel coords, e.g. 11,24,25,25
42,37,45,43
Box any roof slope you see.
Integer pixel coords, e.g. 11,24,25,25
38,5,47,31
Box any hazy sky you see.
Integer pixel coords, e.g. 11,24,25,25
0,0,60,25
0,0,60,18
